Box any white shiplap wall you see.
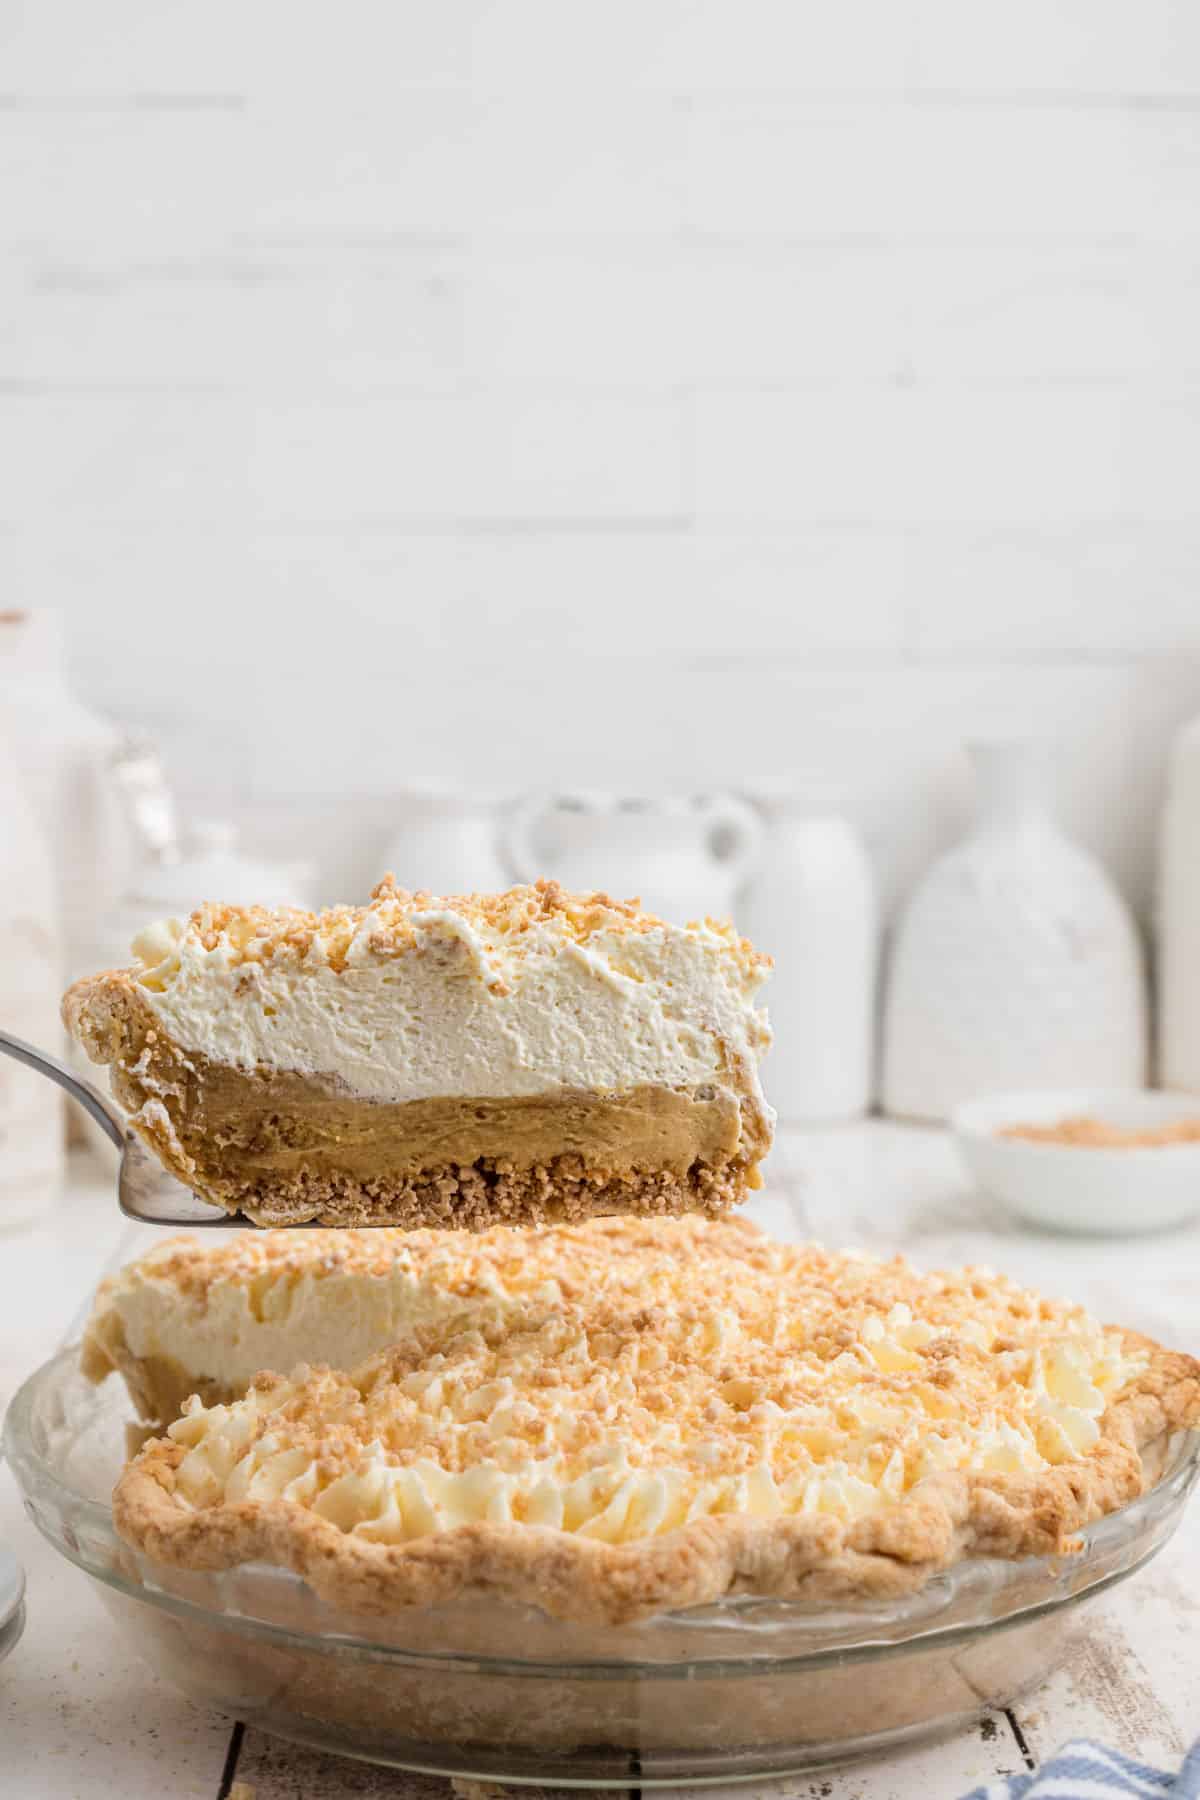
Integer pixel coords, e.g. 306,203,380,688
3,1,1200,914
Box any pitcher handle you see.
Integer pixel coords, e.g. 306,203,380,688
0,1027,125,1149
503,793,551,885
706,795,763,898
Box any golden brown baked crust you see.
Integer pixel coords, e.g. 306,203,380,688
112,1243,1200,1626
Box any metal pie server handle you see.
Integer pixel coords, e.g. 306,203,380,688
0,1028,239,1227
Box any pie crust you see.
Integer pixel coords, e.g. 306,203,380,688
113,1241,1200,1626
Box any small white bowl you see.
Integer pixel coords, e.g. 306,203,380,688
952,1088,1200,1236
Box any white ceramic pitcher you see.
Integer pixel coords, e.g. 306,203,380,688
505,793,762,924
381,783,508,896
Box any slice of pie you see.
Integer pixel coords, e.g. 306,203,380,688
82,1213,767,1423
114,1242,1200,1624
63,878,773,1228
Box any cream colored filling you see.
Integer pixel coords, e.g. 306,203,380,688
130,910,771,1114
87,1218,771,1411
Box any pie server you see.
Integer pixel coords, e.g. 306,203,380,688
0,1028,245,1227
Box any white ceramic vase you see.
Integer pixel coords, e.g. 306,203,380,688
505,793,761,924
739,802,877,1123
883,741,1146,1122
95,821,316,968
0,612,134,985
0,715,63,1226
1158,714,1200,1090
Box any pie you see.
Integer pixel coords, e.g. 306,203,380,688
63,878,773,1228
113,1234,1200,1624
82,1213,766,1423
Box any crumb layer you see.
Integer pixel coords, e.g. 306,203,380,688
1002,1113,1200,1149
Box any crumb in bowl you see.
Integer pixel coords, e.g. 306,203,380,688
1000,1115,1200,1149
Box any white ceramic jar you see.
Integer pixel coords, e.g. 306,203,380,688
92,821,316,973
739,802,877,1123
0,612,133,985
1158,714,1200,1090
0,716,63,1226
883,741,1146,1122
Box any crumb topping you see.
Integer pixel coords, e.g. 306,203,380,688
131,878,769,986
165,1247,1146,1546
105,1214,767,1305
1001,1114,1200,1150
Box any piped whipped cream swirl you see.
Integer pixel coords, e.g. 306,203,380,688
165,1250,1146,1548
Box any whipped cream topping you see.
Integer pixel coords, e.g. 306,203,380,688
86,1215,766,1404
128,883,772,1114
165,1251,1147,1548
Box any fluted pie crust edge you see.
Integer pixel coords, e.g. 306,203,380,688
113,1333,1200,1626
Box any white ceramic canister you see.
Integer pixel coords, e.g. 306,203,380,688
0,715,63,1226
1158,714,1200,1090
90,820,316,976
739,798,877,1124
504,792,762,925
883,740,1146,1122
70,764,314,1160
380,784,508,896
0,612,133,985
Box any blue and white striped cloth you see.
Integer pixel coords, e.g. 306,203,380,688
962,1738,1200,1800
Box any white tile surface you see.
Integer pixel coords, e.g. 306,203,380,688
686,98,1200,243
248,92,685,244
908,529,1200,653
0,246,466,390
16,527,908,657
0,109,248,257
913,0,1200,97
902,245,1200,384
1,388,690,527
5,2,1200,909
694,387,1200,527
0,2,467,96
462,0,915,95
462,245,906,385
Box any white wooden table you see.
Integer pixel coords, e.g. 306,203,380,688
2,1124,1197,1799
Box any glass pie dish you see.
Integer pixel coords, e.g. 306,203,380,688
7,1346,1200,1786
0,1546,25,1670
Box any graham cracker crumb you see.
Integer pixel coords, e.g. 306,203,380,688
1001,1114,1200,1149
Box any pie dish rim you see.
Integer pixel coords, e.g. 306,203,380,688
12,1344,1200,1782
6,1341,1199,1659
